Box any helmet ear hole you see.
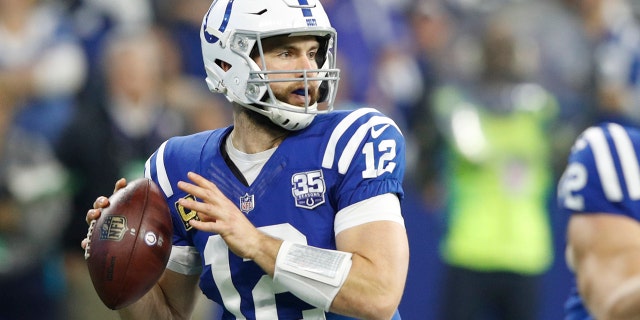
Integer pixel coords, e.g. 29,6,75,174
315,35,331,67
318,81,329,102
216,59,232,72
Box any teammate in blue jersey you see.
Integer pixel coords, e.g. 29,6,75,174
82,0,409,319
558,122,640,319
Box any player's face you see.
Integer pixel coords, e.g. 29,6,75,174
255,35,321,107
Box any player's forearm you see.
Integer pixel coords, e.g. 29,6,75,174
266,228,407,319
326,220,408,320
249,233,282,277
249,221,408,320
328,253,407,320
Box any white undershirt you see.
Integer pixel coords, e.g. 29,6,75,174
225,135,276,185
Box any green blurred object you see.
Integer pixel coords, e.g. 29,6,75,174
433,82,558,274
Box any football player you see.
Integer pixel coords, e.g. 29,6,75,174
83,0,409,319
558,122,640,319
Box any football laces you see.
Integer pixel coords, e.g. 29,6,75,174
84,220,97,260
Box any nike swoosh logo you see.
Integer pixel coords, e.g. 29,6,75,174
371,124,391,139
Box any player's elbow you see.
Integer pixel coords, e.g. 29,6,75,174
358,265,407,318
582,278,640,320
357,298,401,320
347,288,403,320
600,293,640,320
600,301,631,320
373,299,401,320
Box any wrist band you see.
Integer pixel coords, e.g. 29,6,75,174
273,241,353,310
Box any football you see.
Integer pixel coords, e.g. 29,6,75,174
84,178,173,310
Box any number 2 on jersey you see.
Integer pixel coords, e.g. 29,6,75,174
362,139,397,179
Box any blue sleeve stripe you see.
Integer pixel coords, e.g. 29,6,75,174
156,140,174,197
322,107,378,169
608,123,640,200
584,127,623,202
338,116,401,174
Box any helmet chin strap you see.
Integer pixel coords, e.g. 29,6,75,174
263,95,317,131
267,103,317,131
236,98,317,131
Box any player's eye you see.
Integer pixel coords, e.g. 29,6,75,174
277,50,293,58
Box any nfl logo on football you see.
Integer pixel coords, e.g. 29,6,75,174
240,193,255,214
100,216,127,241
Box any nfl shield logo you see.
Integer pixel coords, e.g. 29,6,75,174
100,216,127,241
240,193,255,214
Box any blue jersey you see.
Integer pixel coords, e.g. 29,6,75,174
557,122,640,320
144,108,405,320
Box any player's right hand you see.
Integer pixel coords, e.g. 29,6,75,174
81,178,128,250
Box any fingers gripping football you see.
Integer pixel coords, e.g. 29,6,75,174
84,178,173,310
82,178,128,250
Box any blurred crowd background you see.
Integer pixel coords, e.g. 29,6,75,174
1,0,639,319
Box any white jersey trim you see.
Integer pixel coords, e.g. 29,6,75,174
144,156,151,180
584,126,623,202
166,245,203,275
338,116,401,174
609,123,640,200
155,140,174,197
334,193,404,235
322,108,377,169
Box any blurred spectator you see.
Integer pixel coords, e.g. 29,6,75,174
425,13,558,320
403,0,457,207
496,0,596,168
566,0,640,126
373,43,424,128
0,97,70,319
406,0,596,202
63,0,153,99
322,0,411,107
164,76,232,133
0,0,87,145
54,28,190,319
155,0,209,79
157,0,233,132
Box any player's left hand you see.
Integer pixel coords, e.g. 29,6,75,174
81,178,128,251
177,172,267,260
